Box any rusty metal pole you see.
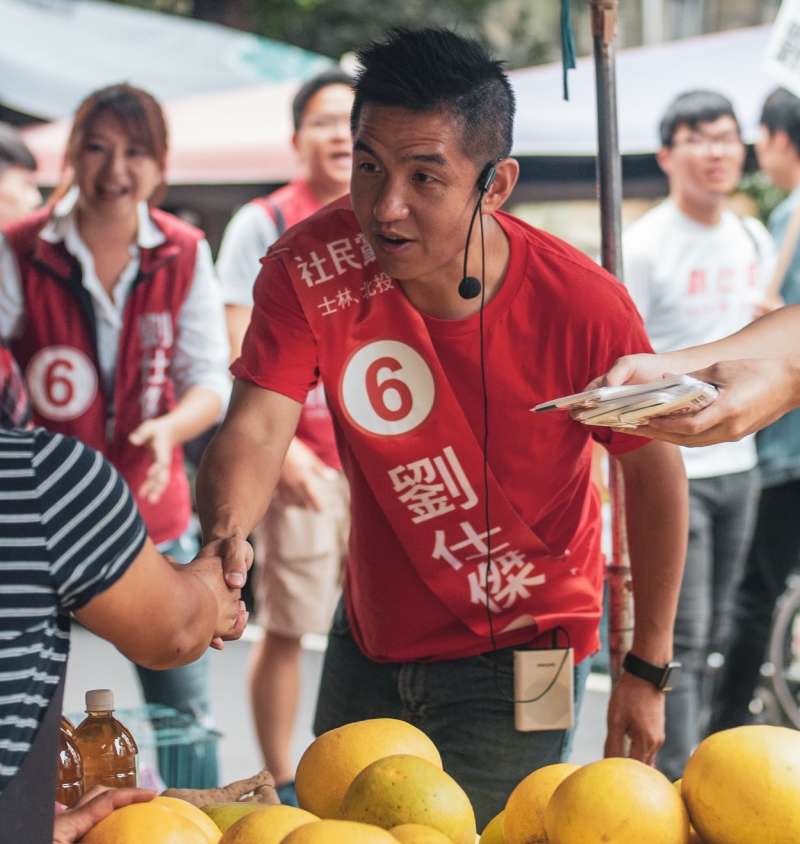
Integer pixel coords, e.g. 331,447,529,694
589,0,634,683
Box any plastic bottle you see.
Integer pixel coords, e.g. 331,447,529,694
74,689,138,790
56,716,84,808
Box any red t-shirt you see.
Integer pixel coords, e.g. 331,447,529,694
233,209,652,662
255,180,341,469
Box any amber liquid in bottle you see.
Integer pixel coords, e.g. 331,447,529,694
74,690,138,790
55,716,84,808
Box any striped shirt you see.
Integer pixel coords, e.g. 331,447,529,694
0,428,146,793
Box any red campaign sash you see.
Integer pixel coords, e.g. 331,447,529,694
272,203,597,639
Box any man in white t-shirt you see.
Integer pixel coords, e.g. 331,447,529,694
623,90,775,780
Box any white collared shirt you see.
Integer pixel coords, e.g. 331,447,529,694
0,188,230,409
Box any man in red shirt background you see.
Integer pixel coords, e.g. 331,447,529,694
215,69,354,803
199,29,689,826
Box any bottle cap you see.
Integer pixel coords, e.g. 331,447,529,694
85,689,114,711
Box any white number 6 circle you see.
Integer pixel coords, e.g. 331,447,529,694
340,340,435,436
26,346,98,422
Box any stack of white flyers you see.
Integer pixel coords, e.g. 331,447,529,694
532,375,718,429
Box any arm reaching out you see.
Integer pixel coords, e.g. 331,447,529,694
594,304,800,390
196,380,303,587
585,306,800,446
623,359,800,446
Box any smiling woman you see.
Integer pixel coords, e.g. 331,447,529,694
0,83,232,789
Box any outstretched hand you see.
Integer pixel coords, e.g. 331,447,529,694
613,359,800,446
129,417,176,504
53,787,156,843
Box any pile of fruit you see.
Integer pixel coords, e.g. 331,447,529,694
81,720,800,844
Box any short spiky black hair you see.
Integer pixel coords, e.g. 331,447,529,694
351,28,515,166
292,69,354,132
0,123,36,175
659,90,740,147
761,88,800,155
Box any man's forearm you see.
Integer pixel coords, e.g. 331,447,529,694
196,428,283,542
675,304,800,370
618,441,689,664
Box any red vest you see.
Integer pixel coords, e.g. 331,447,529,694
253,181,342,469
251,180,321,236
6,207,199,544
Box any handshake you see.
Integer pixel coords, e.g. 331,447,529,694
178,534,255,650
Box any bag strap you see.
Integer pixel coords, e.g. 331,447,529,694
265,199,287,237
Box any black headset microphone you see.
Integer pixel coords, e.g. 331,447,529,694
457,162,497,300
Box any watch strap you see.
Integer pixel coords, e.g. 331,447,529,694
623,652,679,692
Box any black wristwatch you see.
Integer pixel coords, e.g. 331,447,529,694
623,652,680,692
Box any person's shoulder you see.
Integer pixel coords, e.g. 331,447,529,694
504,212,641,323
768,190,799,228
28,427,94,473
622,201,675,250
269,195,357,256
149,208,205,246
738,213,771,241
1,206,51,254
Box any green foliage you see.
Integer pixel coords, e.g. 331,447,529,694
740,171,787,224
105,0,576,68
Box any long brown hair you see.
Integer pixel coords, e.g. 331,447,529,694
52,83,169,206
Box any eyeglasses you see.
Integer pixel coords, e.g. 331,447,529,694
670,131,743,155
302,114,351,133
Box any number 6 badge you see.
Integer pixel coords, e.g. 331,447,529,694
25,345,98,422
340,340,436,436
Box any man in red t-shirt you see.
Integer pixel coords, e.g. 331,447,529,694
199,29,689,825
216,69,354,802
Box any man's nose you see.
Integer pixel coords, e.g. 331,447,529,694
372,179,409,223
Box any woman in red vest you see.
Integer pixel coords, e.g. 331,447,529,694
0,84,231,788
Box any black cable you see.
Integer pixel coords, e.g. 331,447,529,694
476,198,571,706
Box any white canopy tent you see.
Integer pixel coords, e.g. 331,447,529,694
511,24,774,157
1,0,330,121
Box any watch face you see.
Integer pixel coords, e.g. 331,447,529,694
661,662,681,692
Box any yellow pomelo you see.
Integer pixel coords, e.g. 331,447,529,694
479,811,505,844
503,763,579,844
340,754,475,844
390,823,454,843
219,805,318,844
683,725,800,844
153,796,223,842
673,780,704,844
280,819,399,843
81,801,213,844
202,803,265,833
545,757,690,844
296,718,442,818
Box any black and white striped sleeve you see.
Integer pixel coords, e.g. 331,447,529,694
33,432,147,612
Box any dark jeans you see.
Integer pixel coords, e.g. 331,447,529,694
710,479,800,732
135,529,218,787
658,470,759,781
314,601,590,830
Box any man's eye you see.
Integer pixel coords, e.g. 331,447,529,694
85,142,105,153
413,172,435,184
357,161,378,174
127,147,145,157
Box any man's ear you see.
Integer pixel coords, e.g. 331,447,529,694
480,157,519,214
656,146,672,176
773,129,794,155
